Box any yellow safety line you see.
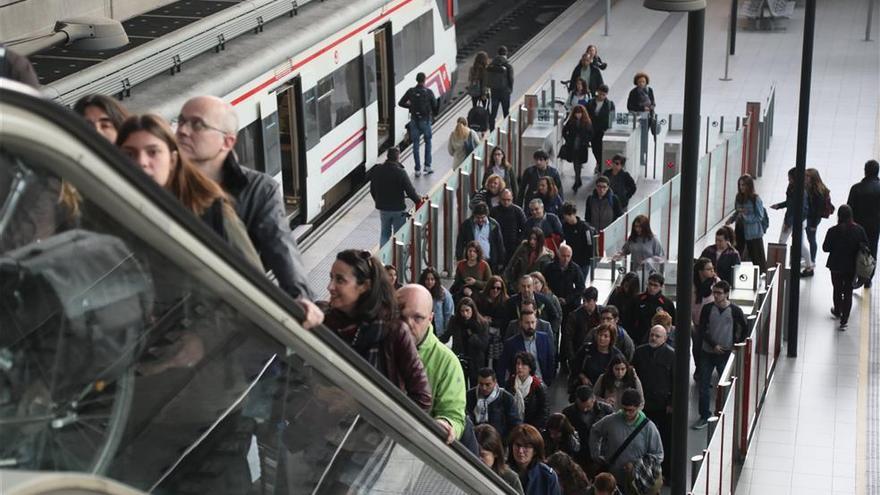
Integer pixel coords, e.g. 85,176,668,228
857,284,870,495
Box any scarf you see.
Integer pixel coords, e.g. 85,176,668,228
513,375,534,417
474,386,502,424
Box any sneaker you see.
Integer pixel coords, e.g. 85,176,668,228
691,418,709,430
414,170,421,177
830,307,840,319
800,268,814,277
865,280,873,289
840,316,849,329
424,167,434,175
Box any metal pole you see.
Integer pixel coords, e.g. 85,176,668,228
721,0,735,81
788,0,815,358
672,9,705,495
867,0,875,41
605,0,611,35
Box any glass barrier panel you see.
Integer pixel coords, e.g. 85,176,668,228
668,174,681,259
628,197,651,226
602,217,628,258
725,129,744,215
690,384,737,495
651,182,671,255
707,144,726,230
696,153,710,239
380,240,394,266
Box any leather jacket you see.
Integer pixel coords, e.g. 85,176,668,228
221,153,312,299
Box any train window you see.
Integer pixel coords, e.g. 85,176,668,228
392,12,435,84
362,50,377,106
316,57,365,138
302,86,319,150
233,119,267,173
435,0,454,29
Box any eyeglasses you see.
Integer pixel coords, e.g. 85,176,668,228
173,115,228,134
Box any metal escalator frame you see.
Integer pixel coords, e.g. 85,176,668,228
0,83,516,494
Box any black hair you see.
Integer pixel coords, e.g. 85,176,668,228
387,146,400,162
335,249,397,322
560,202,577,216
497,45,508,56
612,154,627,166
595,175,610,186
514,351,537,375
472,202,489,216
866,159,879,179
416,72,426,84
583,286,598,301
600,304,619,318
73,94,131,130
838,203,854,223
478,367,496,379
533,149,549,161
620,388,643,407
648,272,665,286
597,84,610,93
713,280,731,293
575,384,594,402
418,266,444,300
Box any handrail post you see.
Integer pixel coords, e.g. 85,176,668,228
443,186,456,276
690,454,704,488
394,238,407,284
472,156,483,193
411,218,422,282
429,202,440,271
458,169,471,221
733,342,746,460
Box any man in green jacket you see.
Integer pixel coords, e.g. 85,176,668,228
398,284,467,443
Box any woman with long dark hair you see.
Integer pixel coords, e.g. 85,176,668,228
419,266,454,338
727,174,767,272
593,355,643,408
478,275,510,366
618,214,664,270
823,205,868,329
324,249,432,411
561,104,593,193
451,240,493,297
118,114,260,267
542,413,581,458
467,51,490,107
485,146,519,200
607,272,641,334
443,296,489,385
805,167,832,265
475,424,525,494
509,352,549,429
505,228,554,289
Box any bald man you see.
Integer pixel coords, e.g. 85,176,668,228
543,243,585,312
397,284,466,444
176,96,321,327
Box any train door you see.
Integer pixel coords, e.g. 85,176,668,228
372,24,393,152
276,77,308,222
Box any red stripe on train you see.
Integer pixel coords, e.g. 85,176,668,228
321,132,366,172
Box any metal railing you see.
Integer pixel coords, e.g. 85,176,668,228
688,266,785,494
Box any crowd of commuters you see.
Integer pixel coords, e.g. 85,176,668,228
7,42,880,495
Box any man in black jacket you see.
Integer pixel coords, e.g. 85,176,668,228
466,368,522,439
490,189,528,266
631,324,675,480
486,46,515,127
398,72,438,176
176,96,322,326
847,159,880,287
633,273,676,345
369,147,422,246
561,287,602,371
455,202,506,272
586,84,615,170
562,384,614,473
543,244,585,318
520,149,563,208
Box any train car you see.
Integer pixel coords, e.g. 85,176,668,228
38,0,458,225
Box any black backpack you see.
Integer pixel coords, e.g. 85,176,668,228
485,61,509,91
408,86,435,119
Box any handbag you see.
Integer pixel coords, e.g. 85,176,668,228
856,243,875,280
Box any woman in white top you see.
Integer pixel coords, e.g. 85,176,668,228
447,117,481,168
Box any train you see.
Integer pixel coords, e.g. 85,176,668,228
39,0,459,225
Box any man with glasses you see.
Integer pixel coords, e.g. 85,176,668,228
455,201,505,272
525,198,563,242
591,305,635,361
584,175,623,231
490,188,527,267
692,281,747,430
175,96,322,327
633,273,676,346
589,389,664,494
603,154,637,209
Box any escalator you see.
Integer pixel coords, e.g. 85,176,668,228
0,80,515,495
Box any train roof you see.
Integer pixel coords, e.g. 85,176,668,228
35,0,388,113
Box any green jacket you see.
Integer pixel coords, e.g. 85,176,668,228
418,326,467,439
